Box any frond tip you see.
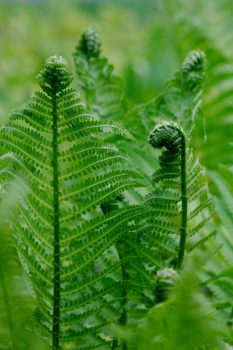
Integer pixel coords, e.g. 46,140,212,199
36,55,73,95
181,50,206,89
77,28,101,58
181,50,206,75
148,120,185,152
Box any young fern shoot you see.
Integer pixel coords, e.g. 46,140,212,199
149,121,187,268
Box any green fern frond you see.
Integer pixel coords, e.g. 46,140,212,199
0,55,145,349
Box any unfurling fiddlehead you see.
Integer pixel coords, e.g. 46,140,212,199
149,120,187,269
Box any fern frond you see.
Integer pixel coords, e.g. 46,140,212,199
0,55,145,349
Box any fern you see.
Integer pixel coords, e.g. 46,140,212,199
0,24,230,349
0,55,146,349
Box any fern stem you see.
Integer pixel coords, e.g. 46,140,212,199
177,138,187,269
52,88,60,350
119,264,128,350
118,248,128,350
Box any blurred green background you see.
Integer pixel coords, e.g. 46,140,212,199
0,0,177,118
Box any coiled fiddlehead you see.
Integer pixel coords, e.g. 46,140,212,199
149,121,187,268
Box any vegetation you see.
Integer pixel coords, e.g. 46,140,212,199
1,1,233,349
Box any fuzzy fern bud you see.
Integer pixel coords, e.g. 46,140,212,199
155,267,179,302
78,28,101,58
148,120,185,152
36,55,73,96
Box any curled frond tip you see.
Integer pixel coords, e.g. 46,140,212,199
78,28,101,58
36,55,73,95
148,120,185,152
182,50,206,74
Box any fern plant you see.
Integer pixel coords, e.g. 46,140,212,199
1,27,230,350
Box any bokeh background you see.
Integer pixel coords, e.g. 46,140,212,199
0,0,177,116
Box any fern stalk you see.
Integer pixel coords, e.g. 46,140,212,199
118,257,128,350
177,136,187,269
51,84,60,349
